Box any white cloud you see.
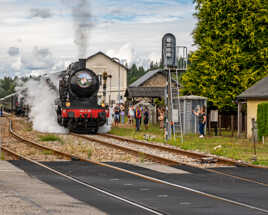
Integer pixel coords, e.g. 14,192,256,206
0,0,196,77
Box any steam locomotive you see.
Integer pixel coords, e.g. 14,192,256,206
56,59,109,133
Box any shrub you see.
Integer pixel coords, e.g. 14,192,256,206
257,103,268,141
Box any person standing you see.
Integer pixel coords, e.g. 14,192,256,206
135,106,142,131
128,105,134,125
193,106,207,138
114,104,120,127
143,107,149,130
158,108,165,129
120,104,125,124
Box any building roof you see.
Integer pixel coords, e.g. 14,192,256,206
179,95,207,100
129,69,162,87
237,76,268,99
126,87,165,98
129,69,178,88
87,51,128,71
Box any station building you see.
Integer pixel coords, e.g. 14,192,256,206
85,52,128,105
237,76,268,138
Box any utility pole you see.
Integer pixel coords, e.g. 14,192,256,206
102,72,108,104
162,33,177,140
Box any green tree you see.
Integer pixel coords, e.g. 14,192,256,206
127,64,147,85
182,0,268,112
0,77,16,98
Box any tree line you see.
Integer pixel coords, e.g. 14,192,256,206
0,77,16,98
182,0,268,112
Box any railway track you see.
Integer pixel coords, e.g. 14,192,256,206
2,118,268,214
1,148,166,215
100,133,267,169
73,133,268,187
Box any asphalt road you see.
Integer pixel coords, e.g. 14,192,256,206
10,160,268,215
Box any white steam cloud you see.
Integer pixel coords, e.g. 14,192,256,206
97,107,113,134
16,76,67,133
16,73,111,134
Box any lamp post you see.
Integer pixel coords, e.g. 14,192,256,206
108,74,112,106
112,57,121,104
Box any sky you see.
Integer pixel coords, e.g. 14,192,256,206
0,0,197,78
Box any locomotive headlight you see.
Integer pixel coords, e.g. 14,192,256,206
75,71,93,88
66,101,71,107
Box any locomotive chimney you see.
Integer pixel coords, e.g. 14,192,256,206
79,58,86,69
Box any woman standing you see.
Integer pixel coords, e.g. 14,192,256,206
120,104,125,124
193,106,207,138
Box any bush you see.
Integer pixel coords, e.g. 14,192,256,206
257,103,268,141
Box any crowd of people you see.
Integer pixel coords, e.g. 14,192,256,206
111,103,207,138
112,104,150,131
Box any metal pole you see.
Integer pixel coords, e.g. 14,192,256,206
169,69,175,138
164,71,169,141
252,118,257,157
118,64,120,104
175,69,183,143
108,75,112,106
0,133,1,160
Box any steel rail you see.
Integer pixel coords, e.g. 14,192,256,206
76,134,268,187
7,117,268,187
4,119,268,213
9,119,79,161
101,133,268,169
1,147,166,215
2,146,268,214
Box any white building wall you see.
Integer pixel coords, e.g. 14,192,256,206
85,53,127,105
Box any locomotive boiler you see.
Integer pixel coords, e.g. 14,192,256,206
57,59,108,133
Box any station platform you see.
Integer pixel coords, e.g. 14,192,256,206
0,160,106,215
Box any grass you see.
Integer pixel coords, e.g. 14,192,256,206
87,149,92,159
39,134,64,144
0,152,4,160
138,151,146,163
41,150,53,155
110,123,268,166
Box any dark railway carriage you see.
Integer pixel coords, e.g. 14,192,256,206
0,93,28,116
57,59,108,133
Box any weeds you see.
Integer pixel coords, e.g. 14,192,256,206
138,152,146,163
87,149,92,158
41,150,53,155
0,152,4,160
39,135,64,144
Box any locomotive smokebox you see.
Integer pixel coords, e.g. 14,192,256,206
70,69,99,98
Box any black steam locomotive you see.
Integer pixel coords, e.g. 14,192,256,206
56,59,108,133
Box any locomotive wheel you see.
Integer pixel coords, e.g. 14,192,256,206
90,127,98,134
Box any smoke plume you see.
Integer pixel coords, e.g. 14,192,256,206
72,0,92,58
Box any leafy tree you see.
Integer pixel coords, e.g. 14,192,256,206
182,0,268,112
127,64,147,85
0,77,16,98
